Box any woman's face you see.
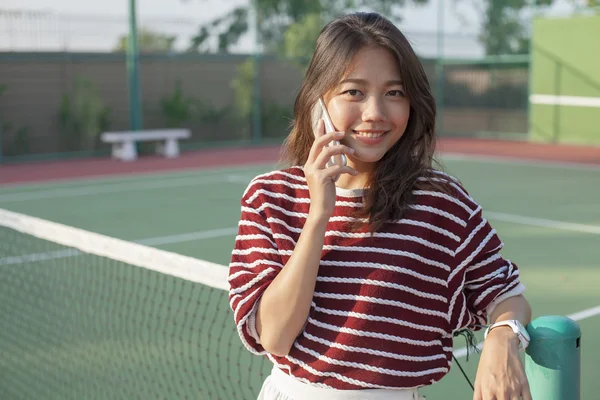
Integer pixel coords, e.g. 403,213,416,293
324,46,411,170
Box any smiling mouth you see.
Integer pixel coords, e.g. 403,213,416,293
352,130,389,138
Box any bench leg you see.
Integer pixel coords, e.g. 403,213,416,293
111,143,120,159
163,138,180,158
120,140,138,161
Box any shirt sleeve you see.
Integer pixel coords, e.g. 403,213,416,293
228,179,283,355
451,206,526,331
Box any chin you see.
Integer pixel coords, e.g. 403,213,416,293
351,151,387,164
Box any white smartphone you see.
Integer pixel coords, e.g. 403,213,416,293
318,98,347,168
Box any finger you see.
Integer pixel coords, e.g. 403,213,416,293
480,388,497,400
323,165,358,179
307,119,326,164
317,130,345,147
489,392,499,400
315,144,354,169
308,128,344,165
521,385,533,400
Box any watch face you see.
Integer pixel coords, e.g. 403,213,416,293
515,321,530,341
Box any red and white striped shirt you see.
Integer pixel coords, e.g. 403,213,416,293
228,166,525,390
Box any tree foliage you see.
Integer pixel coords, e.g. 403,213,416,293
188,0,428,54
476,0,554,55
115,28,176,53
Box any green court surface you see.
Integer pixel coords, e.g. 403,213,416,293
1,157,599,399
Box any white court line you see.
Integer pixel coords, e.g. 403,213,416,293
136,227,239,246
441,153,600,172
530,94,600,108
486,212,600,235
453,304,600,359
0,174,251,203
568,305,600,321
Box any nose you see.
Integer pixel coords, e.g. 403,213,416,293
362,96,387,122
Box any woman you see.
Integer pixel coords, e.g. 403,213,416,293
228,12,532,400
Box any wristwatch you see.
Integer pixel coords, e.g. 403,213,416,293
484,320,530,349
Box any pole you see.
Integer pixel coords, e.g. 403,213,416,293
435,0,445,136
552,62,562,143
0,108,3,164
525,315,581,399
251,0,262,144
127,0,142,131
0,84,5,163
527,0,538,140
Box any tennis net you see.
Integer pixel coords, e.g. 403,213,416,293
0,208,270,400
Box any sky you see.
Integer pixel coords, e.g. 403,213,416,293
0,0,582,57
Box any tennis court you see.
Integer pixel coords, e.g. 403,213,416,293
1,154,599,399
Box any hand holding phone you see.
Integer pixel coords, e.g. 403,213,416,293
318,98,348,169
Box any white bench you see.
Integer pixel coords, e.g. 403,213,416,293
101,129,191,161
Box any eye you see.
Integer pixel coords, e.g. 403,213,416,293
388,90,405,97
343,89,363,97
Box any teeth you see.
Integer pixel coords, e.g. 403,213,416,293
355,131,385,138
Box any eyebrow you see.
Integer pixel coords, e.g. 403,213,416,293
339,78,404,86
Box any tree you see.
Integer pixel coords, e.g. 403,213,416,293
115,28,176,53
574,0,599,6
474,0,554,55
281,13,324,67
187,0,428,54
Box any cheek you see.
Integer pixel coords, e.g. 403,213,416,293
327,100,358,131
392,105,411,130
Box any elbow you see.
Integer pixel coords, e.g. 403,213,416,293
260,332,294,357
254,300,296,356
266,346,291,358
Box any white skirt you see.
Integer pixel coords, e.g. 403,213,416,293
257,366,426,400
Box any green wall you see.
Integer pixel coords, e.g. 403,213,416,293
530,14,600,144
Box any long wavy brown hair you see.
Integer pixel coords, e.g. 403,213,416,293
281,12,445,233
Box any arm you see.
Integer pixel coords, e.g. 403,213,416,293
256,214,328,356
474,294,533,400
256,122,355,356
487,294,532,341
448,197,531,399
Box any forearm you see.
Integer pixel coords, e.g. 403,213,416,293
489,294,532,326
255,214,328,356
476,294,533,399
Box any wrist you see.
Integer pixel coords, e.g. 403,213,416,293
484,319,530,350
306,211,331,228
485,326,520,348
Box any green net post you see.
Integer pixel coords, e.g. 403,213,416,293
525,315,581,400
